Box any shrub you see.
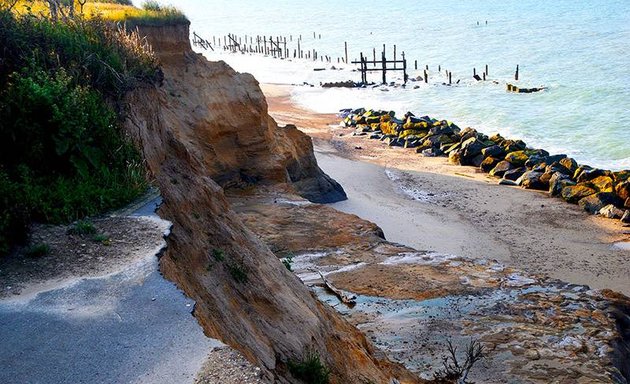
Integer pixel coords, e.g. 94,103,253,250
287,350,330,384
24,242,50,258
211,248,225,262
282,254,294,271
0,10,153,256
141,0,161,11
228,261,248,283
68,220,97,235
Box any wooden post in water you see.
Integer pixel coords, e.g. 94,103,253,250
424,69,428,83
373,48,376,67
425,64,429,71
483,72,486,81
263,36,267,55
344,42,348,65
438,65,441,72
515,65,519,80
473,68,476,77
297,39,301,58
402,51,407,84
485,64,489,76
381,49,386,84
393,45,397,69
449,71,452,85
415,60,418,70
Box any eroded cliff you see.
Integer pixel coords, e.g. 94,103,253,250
124,23,416,383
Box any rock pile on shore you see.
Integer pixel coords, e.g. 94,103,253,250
340,108,630,224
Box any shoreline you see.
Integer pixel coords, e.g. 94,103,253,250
262,83,630,295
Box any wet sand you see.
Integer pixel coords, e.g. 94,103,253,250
262,83,630,295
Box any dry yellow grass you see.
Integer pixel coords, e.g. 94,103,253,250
7,1,186,25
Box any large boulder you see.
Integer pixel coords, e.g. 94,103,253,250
576,168,610,183
545,162,572,177
578,192,620,214
480,156,500,173
519,171,547,190
481,144,504,158
505,151,529,167
461,137,484,157
561,184,597,204
615,180,630,201
448,149,464,165
459,127,478,142
559,157,578,175
503,167,527,181
613,170,630,183
549,172,576,196
589,176,614,193
489,161,514,178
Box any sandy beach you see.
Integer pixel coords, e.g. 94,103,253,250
262,83,630,296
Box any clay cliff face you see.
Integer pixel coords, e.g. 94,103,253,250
124,23,416,383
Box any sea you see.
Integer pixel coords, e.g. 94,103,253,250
170,0,629,170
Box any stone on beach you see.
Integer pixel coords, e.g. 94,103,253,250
489,160,514,178
578,192,620,214
561,184,597,204
599,204,625,219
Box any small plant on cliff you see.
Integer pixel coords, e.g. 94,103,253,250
211,248,225,262
228,261,248,283
68,220,97,236
432,339,485,384
287,349,330,384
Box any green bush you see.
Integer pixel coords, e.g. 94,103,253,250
0,10,156,255
141,0,161,11
287,350,330,384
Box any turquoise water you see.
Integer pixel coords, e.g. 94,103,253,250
174,0,630,169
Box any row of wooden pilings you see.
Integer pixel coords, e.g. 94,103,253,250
192,32,522,85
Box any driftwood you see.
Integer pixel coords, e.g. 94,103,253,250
318,272,356,306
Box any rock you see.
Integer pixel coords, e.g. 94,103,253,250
559,157,578,175
481,145,504,158
599,204,625,219
539,171,553,185
622,210,630,223
519,171,547,190
502,139,526,152
480,156,500,173
448,149,463,164
561,185,597,204
422,148,441,157
489,133,505,144
489,161,514,178
459,127,478,142
626,197,630,209
613,170,630,183
615,180,630,201
576,168,611,183
499,179,518,186
545,162,572,176
589,176,614,193
429,124,455,136
549,172,575,196
470,154,484,167
525,349,541,360
578,192,620,214
505,151,529,167
423,134,451,147
369,133,382,140
461,137,484,163
443,142,461,154
503,167,526,181
387,137,403,147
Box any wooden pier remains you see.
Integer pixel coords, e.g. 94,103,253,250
352,45,408,84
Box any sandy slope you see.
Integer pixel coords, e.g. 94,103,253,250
262,83,630,296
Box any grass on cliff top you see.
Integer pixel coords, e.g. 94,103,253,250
7,0,188,27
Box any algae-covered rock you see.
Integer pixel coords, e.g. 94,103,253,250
577,168,612,184
578,192,620,214
625,197,630,209
505,151,529,167
519,171,547,190
589,176,614,193
461,137,484,161
480,156,500,173
489,133,505,144
545,162,572,177
448,149,464,165
459,127,478,143
561,184,596,204
549,172,575,196
489,161,514,178
622,210,630,223
559,157,578,175
615,180,630,201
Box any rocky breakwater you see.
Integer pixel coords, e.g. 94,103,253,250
123,22,418,383
341,108,630,225
232,193,630,383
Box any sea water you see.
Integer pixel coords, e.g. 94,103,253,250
171,0,629,170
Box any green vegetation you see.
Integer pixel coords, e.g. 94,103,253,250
24,242,51,258
0,8,163,256
287,350,330,384
68,220,97,236
92,233,111,245
211,248,225,262
228,261,248,283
